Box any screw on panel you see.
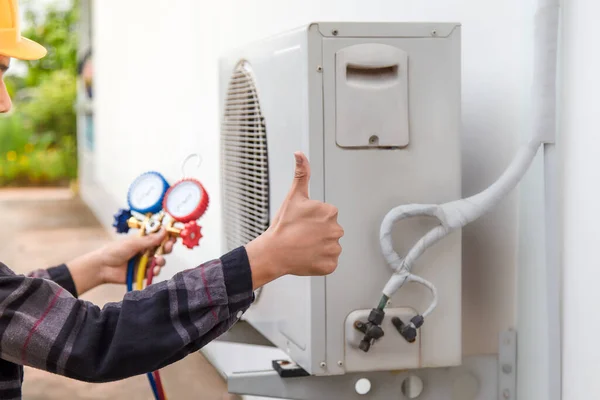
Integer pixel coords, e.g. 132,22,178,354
332,29,339,36
431,30,438,36
502,364,513,374
337,361,343,367
317,65,323,72
369,135,379,145
320,362,327,368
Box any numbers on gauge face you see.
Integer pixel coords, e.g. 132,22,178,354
127,172,169,214
163,179,208,223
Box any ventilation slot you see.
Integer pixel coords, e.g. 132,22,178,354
221,61,270,269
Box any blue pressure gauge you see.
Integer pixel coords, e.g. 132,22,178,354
126,171,170,214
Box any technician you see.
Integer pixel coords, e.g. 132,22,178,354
0,0,344,398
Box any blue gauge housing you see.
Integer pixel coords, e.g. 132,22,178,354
126,171,170,214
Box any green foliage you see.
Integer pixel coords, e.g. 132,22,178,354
20,0,80,88
0,114,29,152
0,116,76,186
0,0,79,187
4,75,25,99
20,70,77,143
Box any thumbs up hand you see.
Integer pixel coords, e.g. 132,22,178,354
245,152,344,289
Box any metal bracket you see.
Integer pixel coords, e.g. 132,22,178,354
228,355,496,399
226,330,518,400
498,329,518,400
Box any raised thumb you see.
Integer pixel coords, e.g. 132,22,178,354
291,152,310,198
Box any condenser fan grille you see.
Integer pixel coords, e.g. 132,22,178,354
221,61,270,254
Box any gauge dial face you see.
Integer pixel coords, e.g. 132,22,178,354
128,173,167,213
165,180,204,220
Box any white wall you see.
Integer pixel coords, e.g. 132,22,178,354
91,0,545,393
561,0,600,398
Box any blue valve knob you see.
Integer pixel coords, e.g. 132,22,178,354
113,208,132,233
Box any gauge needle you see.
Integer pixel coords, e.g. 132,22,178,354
176,193,192,212
137,186,155,204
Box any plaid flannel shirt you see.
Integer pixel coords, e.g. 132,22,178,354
0,246,254,400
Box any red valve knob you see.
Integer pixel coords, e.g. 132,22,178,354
180,221,202,249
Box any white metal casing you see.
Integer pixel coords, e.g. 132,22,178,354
219,22,462,376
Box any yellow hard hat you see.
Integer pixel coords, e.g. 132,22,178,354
0,0,46,60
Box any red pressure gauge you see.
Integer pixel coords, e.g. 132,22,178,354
162,178,210,223
162,178,209,249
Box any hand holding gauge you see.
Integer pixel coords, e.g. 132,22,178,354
110,155,209,400
112,160,210,250
112,156,210,293
112,170,172,400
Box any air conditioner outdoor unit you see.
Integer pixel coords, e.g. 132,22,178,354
219,22,462,376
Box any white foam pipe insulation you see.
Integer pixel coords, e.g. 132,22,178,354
378,0,561,321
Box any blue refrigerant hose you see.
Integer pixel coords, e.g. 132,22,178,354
126,258,160,400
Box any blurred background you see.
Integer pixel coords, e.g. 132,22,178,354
1,0,78,188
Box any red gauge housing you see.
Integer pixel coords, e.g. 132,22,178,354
162,178,210,223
